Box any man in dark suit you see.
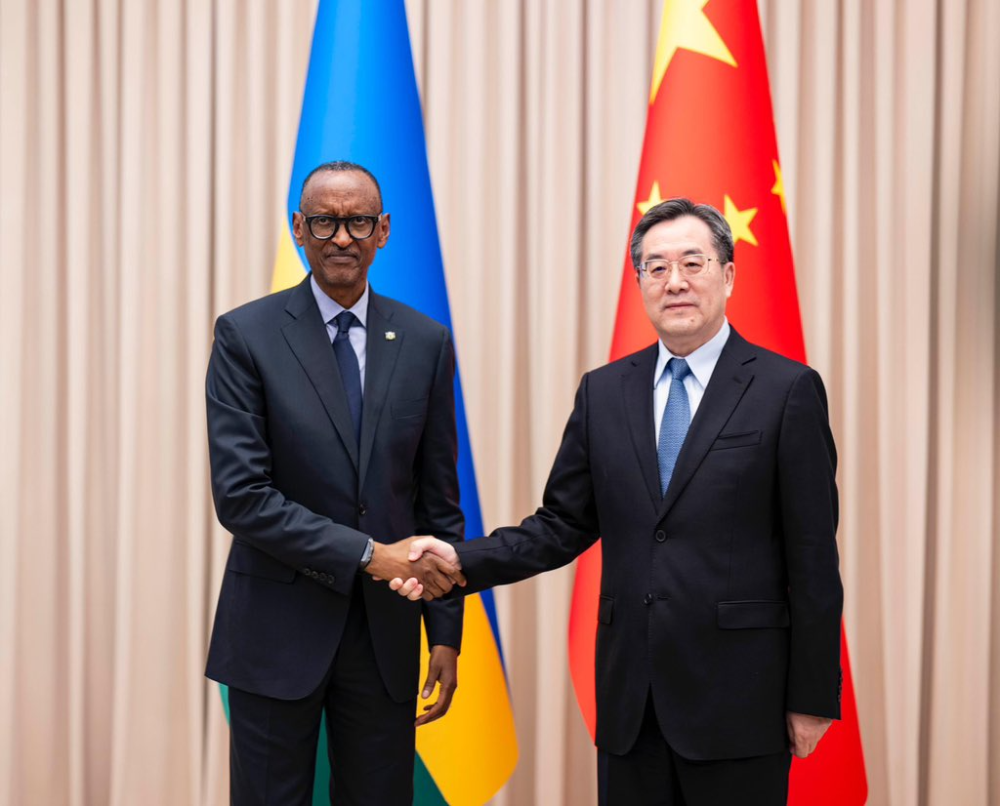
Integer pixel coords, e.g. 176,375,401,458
205,161,466,805
391,199,843,804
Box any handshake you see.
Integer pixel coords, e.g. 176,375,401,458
365,536,465,601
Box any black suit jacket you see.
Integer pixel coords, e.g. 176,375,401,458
205,276,463,703
456,328,842,759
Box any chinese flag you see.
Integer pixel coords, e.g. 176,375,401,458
566,1,868,802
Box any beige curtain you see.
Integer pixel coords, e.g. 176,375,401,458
1,1,998,804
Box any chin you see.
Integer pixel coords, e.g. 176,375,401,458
660,317,702,336
320,267,362,286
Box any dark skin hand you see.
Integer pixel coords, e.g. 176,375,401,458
365,536,466,598
417,645,459,726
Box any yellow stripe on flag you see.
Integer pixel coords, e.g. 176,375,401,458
272,224,307,292
417,597,518,805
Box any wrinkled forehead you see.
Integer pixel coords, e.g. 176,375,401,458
641,215,716,259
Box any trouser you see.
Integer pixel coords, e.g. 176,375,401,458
599,694,792,806
228,585,416,805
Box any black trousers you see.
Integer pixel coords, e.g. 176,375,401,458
599,695,792,806
228,586,416,806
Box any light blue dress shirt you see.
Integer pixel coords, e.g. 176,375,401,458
653,319,731,445
310,275,369,389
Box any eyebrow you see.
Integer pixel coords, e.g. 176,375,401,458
301,210,381,217
643,247,705,260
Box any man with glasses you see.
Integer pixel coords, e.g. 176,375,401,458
205,161,466,805
392,199,843,804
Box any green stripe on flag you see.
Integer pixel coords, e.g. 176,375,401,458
414,753,449,805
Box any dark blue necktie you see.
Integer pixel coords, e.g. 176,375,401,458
657,357,692,496
332,311,362,444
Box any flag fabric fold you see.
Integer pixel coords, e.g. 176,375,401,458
567,2,867,803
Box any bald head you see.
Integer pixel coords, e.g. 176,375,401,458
299,161,383,210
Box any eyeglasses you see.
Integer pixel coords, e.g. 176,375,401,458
302,214,383,241
637,254,719,281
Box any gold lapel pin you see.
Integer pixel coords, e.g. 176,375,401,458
385,331,396,341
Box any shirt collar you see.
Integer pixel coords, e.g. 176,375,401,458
310,275,369,329
654,318,731,389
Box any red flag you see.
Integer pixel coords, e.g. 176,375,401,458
567,1,867,801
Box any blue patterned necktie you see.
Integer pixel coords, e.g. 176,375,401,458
332,311,362,444
657,357,692,496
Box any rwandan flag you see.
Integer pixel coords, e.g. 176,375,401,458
224,0,520,803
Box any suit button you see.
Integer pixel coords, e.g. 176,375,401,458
644,593,654,605
359,504,367,516
655,530,666,542
319,573,328,581
311,571,319,579
303,567,312,575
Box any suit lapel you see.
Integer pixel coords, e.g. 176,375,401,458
359,291,402,490
281,276,359,470
622,344,663,510
657,329,756,521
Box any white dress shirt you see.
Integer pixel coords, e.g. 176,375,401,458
310,275,369,388
653,319,731,445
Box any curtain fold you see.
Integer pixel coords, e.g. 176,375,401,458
1,1,998,803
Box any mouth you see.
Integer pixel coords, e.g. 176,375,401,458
324,251,359,263
664,302,696,311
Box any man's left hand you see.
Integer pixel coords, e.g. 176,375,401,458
415,645,459,727
786,711,832,758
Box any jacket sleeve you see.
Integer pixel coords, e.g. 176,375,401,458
416,329,466,650
206,314,370,596
778,367,844,719
455,373,601,594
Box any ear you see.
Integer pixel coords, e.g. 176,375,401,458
376,213,391,249
292,212,306,247
724,261,735,297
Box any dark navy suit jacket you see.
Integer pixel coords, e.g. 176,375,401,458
455,328,842,759
205,276,463,703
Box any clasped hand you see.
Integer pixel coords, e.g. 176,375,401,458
366,536,465,600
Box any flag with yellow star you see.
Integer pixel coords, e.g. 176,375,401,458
568,2,868,804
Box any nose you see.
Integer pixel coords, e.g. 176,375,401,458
331,225,354,248
663,264,688,293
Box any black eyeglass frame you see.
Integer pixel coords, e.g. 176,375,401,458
301,213,384,241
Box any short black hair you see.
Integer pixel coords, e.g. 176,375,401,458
629,197,734,268
299,161,383,210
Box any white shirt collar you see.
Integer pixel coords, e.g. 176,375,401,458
654,318,731,389
310,275,369,329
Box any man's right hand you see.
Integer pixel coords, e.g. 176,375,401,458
365,536,465,599
387,537,462,601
